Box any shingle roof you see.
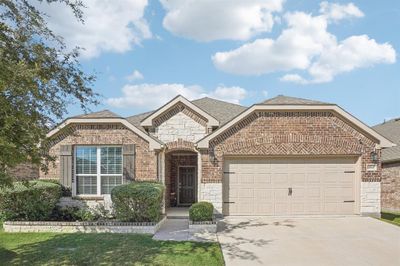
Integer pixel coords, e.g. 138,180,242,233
373,118,400,163
125,111,155,131
73,109,120,119
261,95,331,105
125,97,247,129
192,97,247,125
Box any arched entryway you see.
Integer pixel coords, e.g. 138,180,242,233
165,150,198,207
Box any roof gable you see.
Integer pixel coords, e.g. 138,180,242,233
140,95,219,127
46,117,163,150
197,104,395,149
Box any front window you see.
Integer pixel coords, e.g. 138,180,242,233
75,146,123,195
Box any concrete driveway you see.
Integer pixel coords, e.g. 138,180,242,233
217,216,400,266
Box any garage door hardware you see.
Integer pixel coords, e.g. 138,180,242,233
288,187,292,196
344,171,355,173
223,171,235,174
343,200,355,203
223,202,235,204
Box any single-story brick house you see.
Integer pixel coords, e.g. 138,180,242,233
35,95,394,217
373,118,400,212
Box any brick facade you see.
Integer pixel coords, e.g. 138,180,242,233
381,162,400,212
201,111,381,183
40,123,157,182
9,163,39,181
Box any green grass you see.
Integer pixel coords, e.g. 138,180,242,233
0,226,223,265
380,211,400,227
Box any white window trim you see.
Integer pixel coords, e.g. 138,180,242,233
73,145,123,197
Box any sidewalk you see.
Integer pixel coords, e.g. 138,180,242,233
153,219,217,242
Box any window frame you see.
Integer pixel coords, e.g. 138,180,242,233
73,145,123,197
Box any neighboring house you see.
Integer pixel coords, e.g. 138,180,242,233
373,118,400,212
32,95,394,217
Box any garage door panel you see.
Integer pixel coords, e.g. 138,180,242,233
255,203,274,214
254,189,273,199
290,173,306,186
272,174,289,186
224,158,356,216
237,188,253,198
254,174,272,185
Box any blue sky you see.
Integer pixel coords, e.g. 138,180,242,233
42,0,399,126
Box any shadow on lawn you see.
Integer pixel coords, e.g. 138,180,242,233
381,212,400,221
2,233,222,265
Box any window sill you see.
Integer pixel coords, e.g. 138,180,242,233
72,195,105,201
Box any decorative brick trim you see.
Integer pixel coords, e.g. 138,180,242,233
165,139,196,152
153,103,208,128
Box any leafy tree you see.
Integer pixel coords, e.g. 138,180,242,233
0,0,98,186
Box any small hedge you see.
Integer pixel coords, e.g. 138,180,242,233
0,180,62,221
189,202,214,221
111,182,164,222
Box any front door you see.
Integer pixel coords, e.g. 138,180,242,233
178,167,196,205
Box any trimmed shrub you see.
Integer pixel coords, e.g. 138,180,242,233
111,182,164,222
41,179,72,196
189,202,214,221
0,180,62,221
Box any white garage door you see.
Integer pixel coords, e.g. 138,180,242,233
223,157,357,216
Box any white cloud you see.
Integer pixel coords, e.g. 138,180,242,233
307,35,396,83
206,86,247,104
160,0,284,42
106,83,247,108
126,70,144,81
319,1,364,22
213,12,334,75
280,74,309,84
213,3,396,83
38,0,151,58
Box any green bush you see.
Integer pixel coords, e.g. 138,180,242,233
41,179,72,197
0,180,62,221
50,206,81,221
189,202,214,221
111,182,164,222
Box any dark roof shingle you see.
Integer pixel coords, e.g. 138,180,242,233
73,109,120,119
261,95,331,105
192,97,247,125
373,118,400,163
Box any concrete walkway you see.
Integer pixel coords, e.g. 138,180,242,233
218,216,400,266
153,219,217,242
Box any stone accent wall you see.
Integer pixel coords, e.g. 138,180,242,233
360,182,381,217
381,162,400,212
8,163,39,181
3,217,167,234
199,183,223,215
40,123,157,182
153,102,208,128
201,111,381,183
153,107,207,143
165,153,197,207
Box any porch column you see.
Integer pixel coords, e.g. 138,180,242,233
197,149,202,202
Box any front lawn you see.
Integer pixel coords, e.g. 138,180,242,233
0,229,223,265
380,211,400,227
